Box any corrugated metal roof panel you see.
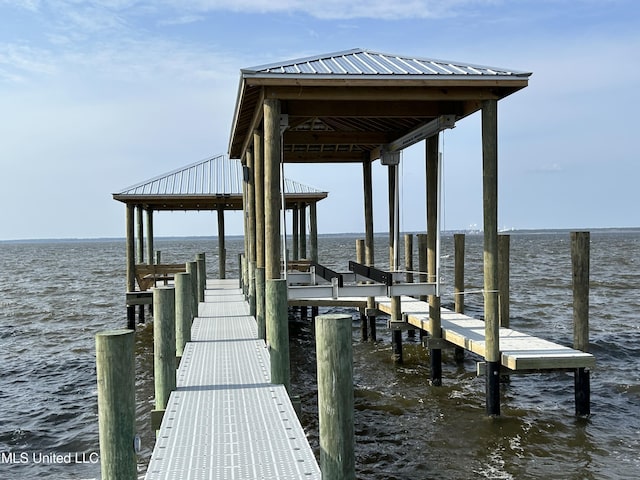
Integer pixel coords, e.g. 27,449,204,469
243,48,531,78
115,154,325,198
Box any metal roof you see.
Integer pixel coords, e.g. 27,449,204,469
242,48,531,79
113,154,328,211
229,48,531,161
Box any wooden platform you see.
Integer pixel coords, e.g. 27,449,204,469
376,297,595,371
145,280,321,480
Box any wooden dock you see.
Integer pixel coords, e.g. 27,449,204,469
144,279,321,480
376,297,595,372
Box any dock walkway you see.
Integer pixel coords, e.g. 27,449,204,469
145,279,321,480
376,296,595,371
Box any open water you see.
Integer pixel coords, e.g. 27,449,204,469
0,230,639,479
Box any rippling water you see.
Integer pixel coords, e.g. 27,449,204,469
1,230,639,479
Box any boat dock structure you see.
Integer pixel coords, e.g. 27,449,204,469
98,49,596,479
144,279,321,480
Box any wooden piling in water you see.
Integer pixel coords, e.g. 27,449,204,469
417,233,428,302
404,233,414,284
196,253,206,303
453,233,465,362
572,231,591,416
266,278,290,392
175,272,192,360
186,261,199,318
498,234,510,328
482,98,500,416
426,134,442,386
390,296,403,363
315,314,355,480
356,239,368,341
125,204,136,329
96,329,136,480
153,286,176,413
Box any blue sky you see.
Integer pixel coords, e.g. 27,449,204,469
0,0,638,240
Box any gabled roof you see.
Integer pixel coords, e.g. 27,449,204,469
242,48,531,79
113,154,327,211
229,48,531,161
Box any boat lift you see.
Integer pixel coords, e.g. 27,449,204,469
286,261,437,300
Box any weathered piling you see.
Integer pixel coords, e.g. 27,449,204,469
453,233,465,362
175,272,193,359
572,231,590,416
249,260,257,317
390,296,403,363
266,279,290,392
356,239,368,341
315,314,355,480
96,329,136,480
196,253,206,303
498,234,510,328
186,261,199,318
153,287,176,413
404,233,414,283
417,233,428,302
426,134,442,386
126,204,136,329
255,267,266,340
482,98,501,416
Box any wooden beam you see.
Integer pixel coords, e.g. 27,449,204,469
264,85,512,102
238,87,266,163
286,100,462,117
283,151,366,163
284,130,392,145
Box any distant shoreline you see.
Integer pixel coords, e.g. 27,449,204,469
2,227,639,245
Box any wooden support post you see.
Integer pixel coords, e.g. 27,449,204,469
175,272,192,360
572,231,591,416
246,147,256,310
454,233,466,362
390,296,403,363
315,314,355,480
299,203,307,259
356,239,368,341
363,160,374,269
264,98,281,281
292,207,299,261
254,129,267,337
363,159,376,341
427,133,442,386
125,204,136,329
255,267,266,340
482,98,500,416
145,208,154,265
153,287,176,413
266,279,290,392
217,205,226,279
196,253,206,303
388,163,396,270
310,201,318,262
136,207,145,322
249,261,257,317
96,329,136,480
417,233,428,302
404,233,414,283
136,206,144,264
185,261,199,319
498,234,510,328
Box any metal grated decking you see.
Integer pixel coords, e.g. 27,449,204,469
145,280,321,480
